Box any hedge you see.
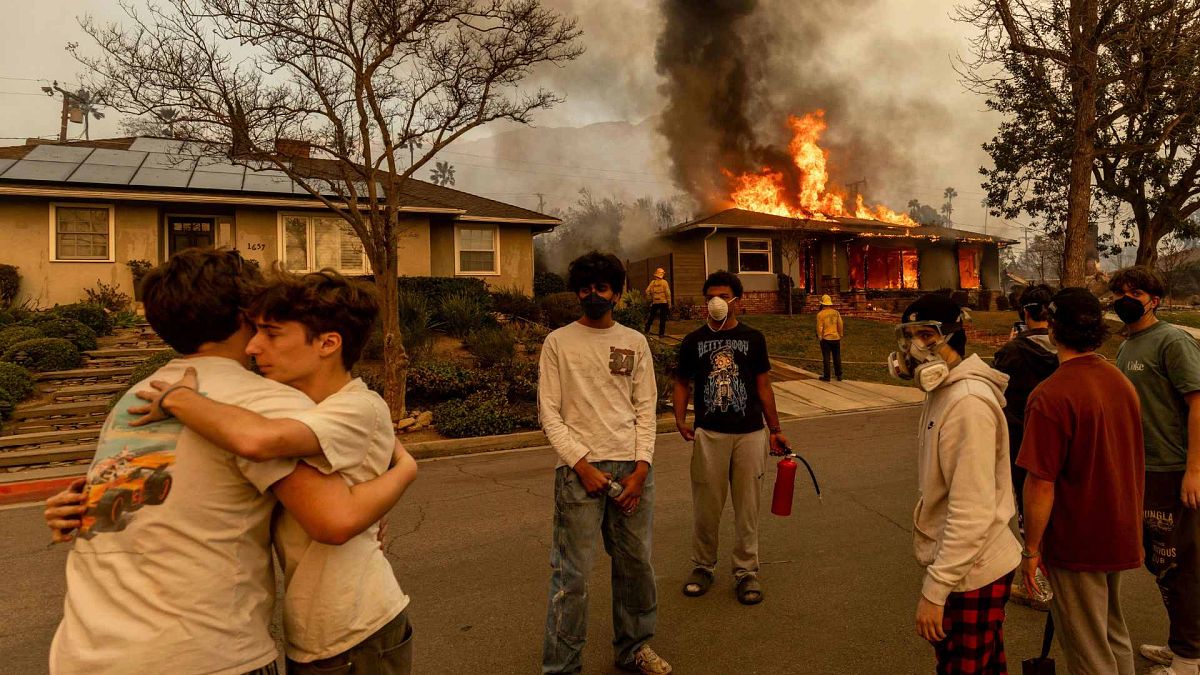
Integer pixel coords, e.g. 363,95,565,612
2,338,82,372
32,318,98,352
433,391,522,438
0,325,45,353
464,326,516,366
539,292,580,328
533,271,567,297
0,361,34,418
51,303,114,336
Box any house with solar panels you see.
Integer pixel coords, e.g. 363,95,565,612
0,137,560,306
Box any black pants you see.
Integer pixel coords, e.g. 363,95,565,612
820,339,842,380
645,303,669,336
1145,471,1200,659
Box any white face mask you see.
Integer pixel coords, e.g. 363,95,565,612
707,296,730,322
914,360,950,392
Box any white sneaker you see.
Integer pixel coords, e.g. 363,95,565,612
630,643,672,675
1142,644,1175,667
1149,657,1200,675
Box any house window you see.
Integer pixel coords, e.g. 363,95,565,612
51,204,113,261
456,225,499,275
281,214,367,273
737,238,772,273
848,242,919,290
958,245,982,289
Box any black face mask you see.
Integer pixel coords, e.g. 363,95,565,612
580,292,614,320
1113,296,1148,325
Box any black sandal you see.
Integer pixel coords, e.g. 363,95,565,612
736,575,763,605
682,568,714,597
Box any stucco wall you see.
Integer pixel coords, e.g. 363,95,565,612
982,245,1001,290
430,220,535,294
704,233,778,292
919,245,958,290
0,199,158,306
234,207,278,267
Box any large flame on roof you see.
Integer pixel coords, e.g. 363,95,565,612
727,111,916,226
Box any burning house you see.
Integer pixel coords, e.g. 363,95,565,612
632,111,1015,312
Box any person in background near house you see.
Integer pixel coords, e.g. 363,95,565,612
539,251,669,675
1018,288,1144,675
674,270,789,606
815,294,844,382
889,294,1021,675
991,283,1058,608
1110,265,1200,675
644,267,672,338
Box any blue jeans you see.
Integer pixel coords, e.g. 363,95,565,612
542,461,657,674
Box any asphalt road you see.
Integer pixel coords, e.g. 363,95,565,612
0,406,1172,674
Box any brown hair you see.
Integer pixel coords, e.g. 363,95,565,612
1109,265,1167,298
249,267,380,370
142,248,263,354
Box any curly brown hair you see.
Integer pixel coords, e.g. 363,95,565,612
249,267,380,370
142,249,263,354
1109,265,1167,298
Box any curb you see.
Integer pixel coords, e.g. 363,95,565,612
404,417,681,461
0,474,84,507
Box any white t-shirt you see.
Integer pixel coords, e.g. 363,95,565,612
277,378,409,662
50,357,314,675
537,321,658,468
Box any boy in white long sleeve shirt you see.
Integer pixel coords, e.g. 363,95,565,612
539,252,670,675
888,294,1021,674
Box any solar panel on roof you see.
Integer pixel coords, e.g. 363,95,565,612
140,152,195,170
68,164,140,185
128,138,186,153
0,158,15,177
83,148,147,168
130,167,192,188
242,170,295,193
189,168,245,191
194,157,244,174
3,159,79,182
23,145,94,163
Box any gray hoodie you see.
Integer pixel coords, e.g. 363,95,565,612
912,354,1022,604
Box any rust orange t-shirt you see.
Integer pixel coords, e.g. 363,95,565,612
1017,353,1145,571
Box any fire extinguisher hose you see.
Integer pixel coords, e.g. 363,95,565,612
783,446,822,502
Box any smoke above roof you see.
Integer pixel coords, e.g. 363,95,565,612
654,0,950,215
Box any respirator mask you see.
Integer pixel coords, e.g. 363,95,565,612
706,296,733,331
887,320,953,392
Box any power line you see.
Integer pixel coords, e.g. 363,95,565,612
436,148,665,178
0,90,51,97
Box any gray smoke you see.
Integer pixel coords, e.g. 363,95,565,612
656,0,941,214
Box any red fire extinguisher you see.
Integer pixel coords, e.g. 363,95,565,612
771,446,821,517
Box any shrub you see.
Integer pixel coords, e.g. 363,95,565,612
534,271,567,297
366,290,440,361
33,318,98,352
395,277,492,320
439,290,493,337
84,279,132,313
491,287,541,323
0,264,19,308
649,340,680,404
539,291,580,328
52,303,114,336
434,390,520,438
498,358,539,402
2,338,82,372
0,325,44,352
351,363,386,396
111,310,140,329
614,289,650,330
464,326,517,367
407,359,474,401
0,361,34,411
0,310,16,327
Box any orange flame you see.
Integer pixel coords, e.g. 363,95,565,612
728,110,917,227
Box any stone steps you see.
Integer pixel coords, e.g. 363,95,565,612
0,428,101,449
0,443,96,468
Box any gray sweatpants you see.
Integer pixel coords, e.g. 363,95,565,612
690,427,768,579
1045,566,1134,675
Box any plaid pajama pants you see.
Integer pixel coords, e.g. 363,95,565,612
933,571,1015,674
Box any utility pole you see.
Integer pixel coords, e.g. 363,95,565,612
41,82,73,141
41,81,103,141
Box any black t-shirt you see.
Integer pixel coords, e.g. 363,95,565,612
676,322,771,434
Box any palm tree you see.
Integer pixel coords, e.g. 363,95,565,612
429,161,456,186
70,89,105,140
942,187,958,226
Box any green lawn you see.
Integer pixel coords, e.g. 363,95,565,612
1160,310,1200,330
667,312,1124,385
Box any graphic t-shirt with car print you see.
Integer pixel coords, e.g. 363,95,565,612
51,356,316,675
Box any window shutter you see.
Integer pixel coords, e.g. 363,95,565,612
727,236,739,273
772,238,783,274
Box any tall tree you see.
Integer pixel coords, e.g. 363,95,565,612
942,187,958,225
74,0,582,417
959,0,1200,284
